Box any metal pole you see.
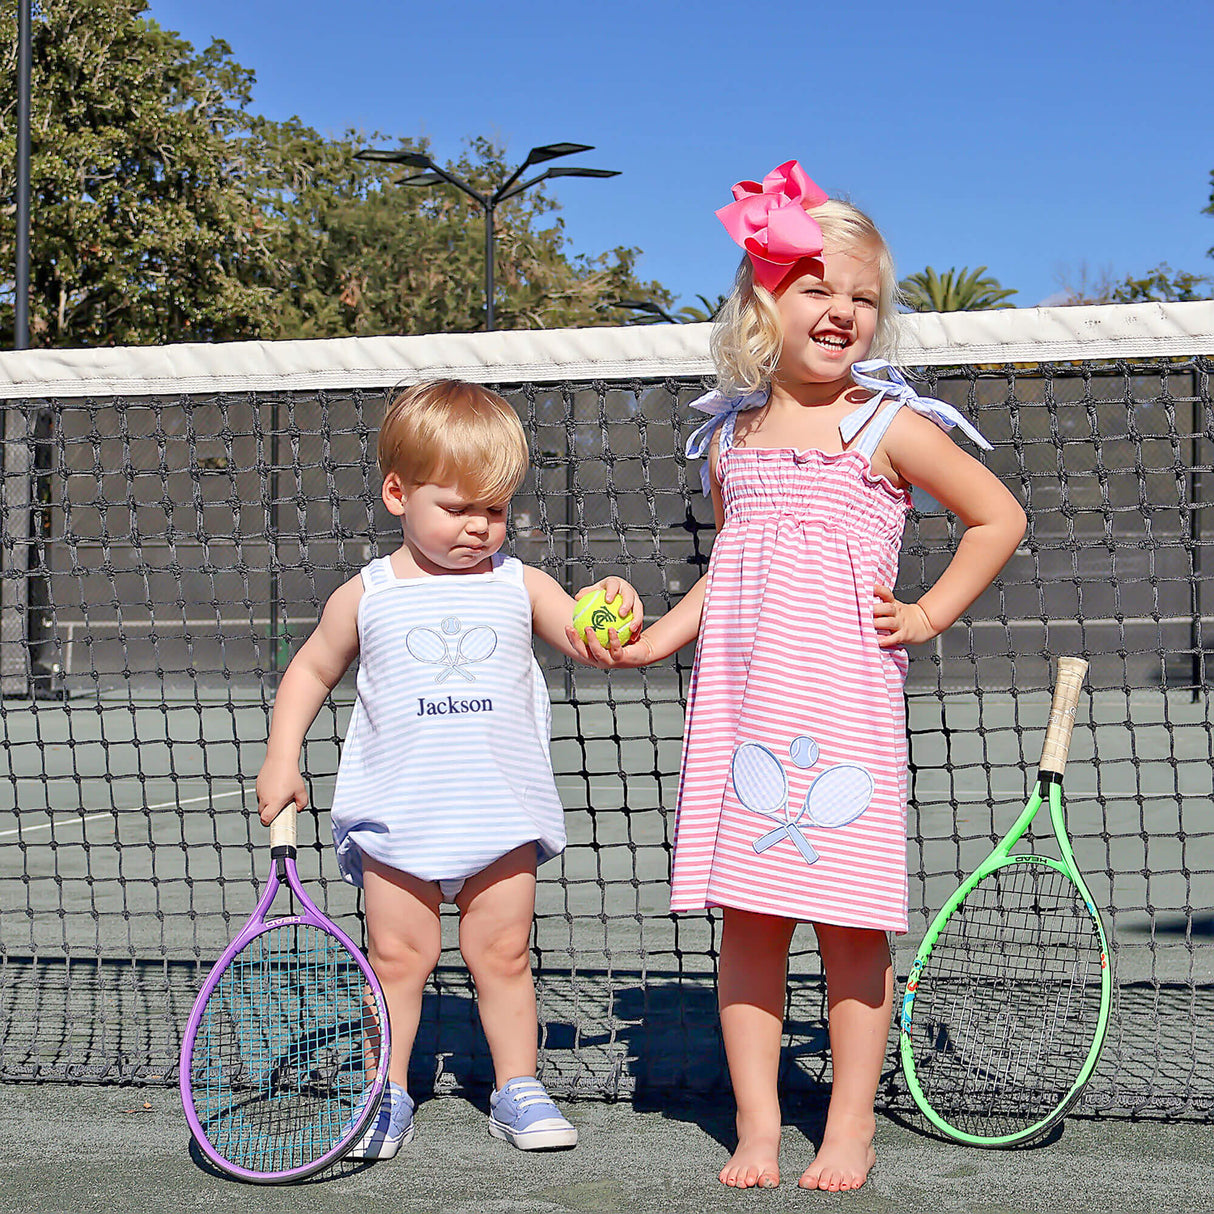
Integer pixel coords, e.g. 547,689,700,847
269,400,282,677
15,0,32,350
484,204,495,332
1192,372,1204,701
564,393,576,702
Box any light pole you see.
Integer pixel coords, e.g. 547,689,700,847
15,0,32,350
354,142,619,331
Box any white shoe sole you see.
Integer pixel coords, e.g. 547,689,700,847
488,1116,578,1150
346,1119,416,1160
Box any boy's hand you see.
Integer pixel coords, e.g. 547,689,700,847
573,577,645,638
873,585,938,647
255,758,308,826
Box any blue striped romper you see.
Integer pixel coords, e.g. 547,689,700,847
330,553,566,900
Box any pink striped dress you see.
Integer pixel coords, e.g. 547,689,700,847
670,396,913,931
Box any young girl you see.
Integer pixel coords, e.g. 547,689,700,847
255,380,634,1159
598,161,1026,1191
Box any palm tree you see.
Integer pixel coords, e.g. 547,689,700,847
610,293,727,324
673,294,728,323
899,266,1017,312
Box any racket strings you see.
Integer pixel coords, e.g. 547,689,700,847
189,923,382,1172
908,864,1105,1138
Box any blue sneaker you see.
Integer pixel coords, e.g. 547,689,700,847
488,1077,578,1150
346,1082,415,1160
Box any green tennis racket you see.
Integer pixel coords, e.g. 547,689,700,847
900,657,1112,1146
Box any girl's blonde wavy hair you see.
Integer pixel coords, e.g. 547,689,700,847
711,199,900,397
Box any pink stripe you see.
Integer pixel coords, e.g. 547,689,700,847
670,450,911,931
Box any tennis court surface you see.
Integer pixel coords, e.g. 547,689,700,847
3,1084,1212,1214
1,304,1213,1203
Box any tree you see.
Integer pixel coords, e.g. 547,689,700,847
610,293,726,325
1206,167,1214,257
1,4,671,347
1052,261,1211,306
1050,262,1120,306
1054,179,1214,306
899,265,1017,312
251,129,670,338
1111,263,1211,304
0,0,278,347
673,294,727,323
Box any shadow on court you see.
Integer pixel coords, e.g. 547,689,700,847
4,1082,1214,1214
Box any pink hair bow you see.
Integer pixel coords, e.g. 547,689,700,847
716,160,829,292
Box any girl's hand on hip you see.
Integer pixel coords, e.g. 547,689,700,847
873,584,937,647
564,625,658,669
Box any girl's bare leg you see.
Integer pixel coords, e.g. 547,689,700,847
799,924,891,1192
360,853,443,1090
717,907,797,1188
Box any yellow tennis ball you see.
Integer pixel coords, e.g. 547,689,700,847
572,589,635,646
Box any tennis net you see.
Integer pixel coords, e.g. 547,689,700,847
0,302,1212,1114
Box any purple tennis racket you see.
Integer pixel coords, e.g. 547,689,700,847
179,806,390,1182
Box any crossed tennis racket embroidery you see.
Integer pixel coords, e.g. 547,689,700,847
405,616,498,682
731,737,874,866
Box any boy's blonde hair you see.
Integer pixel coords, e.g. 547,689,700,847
377,379,529,503
711,198,901,397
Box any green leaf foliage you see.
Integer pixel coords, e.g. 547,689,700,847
1110,262,1212,304
0,0,278,346
899,265,1018,312
1206,167,1214,257
1,2,671,347
252,129,671,338
610,293,726,325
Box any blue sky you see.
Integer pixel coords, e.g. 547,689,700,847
148,0,1212,312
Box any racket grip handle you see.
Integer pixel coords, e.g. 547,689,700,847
1040,657,1088,775
269,804,298,850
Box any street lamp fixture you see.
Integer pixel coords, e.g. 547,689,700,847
354,142,620,331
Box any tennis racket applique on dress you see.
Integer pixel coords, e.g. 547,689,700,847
180,806,390,1182
899,657,1112,1147
405,616,497,683
731,738,873,866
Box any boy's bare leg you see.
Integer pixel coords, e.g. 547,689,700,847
799,924,891,1192
456,844,539,1086
361,852,442,1089
718,907,797,1188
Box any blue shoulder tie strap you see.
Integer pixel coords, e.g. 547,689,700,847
849,399,903,462
684,362,990,497
684,386,769,497
842,359,993,452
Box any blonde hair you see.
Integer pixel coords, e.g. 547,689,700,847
377,379,529,504
711,198,901,397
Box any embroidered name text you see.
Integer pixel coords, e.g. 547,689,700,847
417,695,494,716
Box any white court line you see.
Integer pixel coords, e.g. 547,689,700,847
0,787,249,839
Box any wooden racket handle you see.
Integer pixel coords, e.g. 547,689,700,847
269,803,298,850
1039,657,1088,775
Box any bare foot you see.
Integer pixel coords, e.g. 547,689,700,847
799,1114,876,1192
719,1130,781,1189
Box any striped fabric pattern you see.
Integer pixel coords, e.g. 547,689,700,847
671,405,912,931
330,554,566,886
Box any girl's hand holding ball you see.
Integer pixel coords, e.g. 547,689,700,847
565,577,655,667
